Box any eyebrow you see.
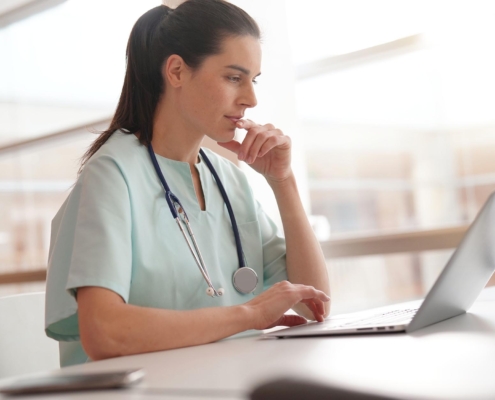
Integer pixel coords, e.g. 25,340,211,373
225,64,261,78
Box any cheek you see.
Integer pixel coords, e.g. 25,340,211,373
204,81,228,105
194,84,230,120
180,76,234,130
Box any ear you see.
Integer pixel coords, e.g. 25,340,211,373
163,54,189,88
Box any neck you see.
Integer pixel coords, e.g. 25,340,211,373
150,96,203,165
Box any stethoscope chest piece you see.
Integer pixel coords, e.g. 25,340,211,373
232,267,258,294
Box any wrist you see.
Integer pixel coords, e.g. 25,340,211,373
234,304,257,331
266,171,296,190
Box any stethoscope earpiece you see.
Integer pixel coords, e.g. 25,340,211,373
206,287,224,297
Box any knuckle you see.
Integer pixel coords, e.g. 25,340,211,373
259,131,270,140
244,129,257,139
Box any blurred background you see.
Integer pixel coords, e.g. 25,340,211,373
1,0,494,313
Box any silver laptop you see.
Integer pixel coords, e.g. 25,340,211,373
268,192,495,338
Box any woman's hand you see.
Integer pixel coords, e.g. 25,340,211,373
245,281,331,330
217,120,292,183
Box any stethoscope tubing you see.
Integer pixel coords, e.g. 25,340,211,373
147,144,254,296
198,149,246,268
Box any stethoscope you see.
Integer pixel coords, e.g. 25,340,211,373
147,144,259,297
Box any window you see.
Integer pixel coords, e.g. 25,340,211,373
0,0,157,296
286,0,495,311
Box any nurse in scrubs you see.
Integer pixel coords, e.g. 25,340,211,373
45,0,330,366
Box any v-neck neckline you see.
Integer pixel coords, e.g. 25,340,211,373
154,150,209,217
192,156,208,214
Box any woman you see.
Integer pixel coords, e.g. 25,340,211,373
45,0,330,366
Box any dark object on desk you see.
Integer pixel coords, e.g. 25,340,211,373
250,378,401,400
0,368,145,396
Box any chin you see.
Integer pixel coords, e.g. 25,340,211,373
212,129,236,143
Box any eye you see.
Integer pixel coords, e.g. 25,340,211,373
228,76,241,83
252,79,258,85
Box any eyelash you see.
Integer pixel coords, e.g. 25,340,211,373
228,76,258,85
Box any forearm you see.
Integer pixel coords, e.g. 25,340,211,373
80,292,253,360
268,173,330,317
78,270,331,361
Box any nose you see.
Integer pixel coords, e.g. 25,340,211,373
240,82,257,109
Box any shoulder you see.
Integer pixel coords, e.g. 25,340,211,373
51,132,140,231
71,131,147,201
87,130,145,167
80,130,147,181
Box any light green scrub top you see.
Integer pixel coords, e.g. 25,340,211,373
45,130,288,367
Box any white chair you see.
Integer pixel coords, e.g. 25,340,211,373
0,292,59,379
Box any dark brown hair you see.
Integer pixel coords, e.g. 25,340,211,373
80,0,260,169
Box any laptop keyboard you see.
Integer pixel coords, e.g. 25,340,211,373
336,308,418,328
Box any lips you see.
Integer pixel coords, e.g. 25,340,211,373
225,115,243,124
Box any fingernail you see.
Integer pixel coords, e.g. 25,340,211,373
236,120,243,127
246,157,253,164
238,152,245,160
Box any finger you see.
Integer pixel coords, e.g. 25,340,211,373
236,119,258,130
314,300,325,321
250,129,284,160
273,281,330,305
319,299,326,315
217,140,241,154
302,299,324,322
265,314,307,329
311,297,325,316
257,134,288,158
302,298,324,316
245,131,273,164
238,126,264,161
293,286,331,303
277,314,308,327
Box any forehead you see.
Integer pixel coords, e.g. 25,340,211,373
201,35,262,75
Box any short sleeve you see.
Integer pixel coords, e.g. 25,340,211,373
257,202,288,290
45,155,132,341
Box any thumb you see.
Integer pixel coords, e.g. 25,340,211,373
217,140,241,154
278,314,307,327
265,314,307,329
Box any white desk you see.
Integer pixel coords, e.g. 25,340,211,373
2,287,495,400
